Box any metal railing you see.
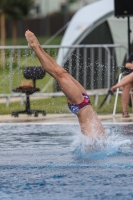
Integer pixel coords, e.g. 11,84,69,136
0,44,127,98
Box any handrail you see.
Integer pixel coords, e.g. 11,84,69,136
0,44,128,96
0,44,128,49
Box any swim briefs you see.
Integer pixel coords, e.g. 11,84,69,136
68,93,91,114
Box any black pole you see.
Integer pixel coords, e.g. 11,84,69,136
127,16,131,56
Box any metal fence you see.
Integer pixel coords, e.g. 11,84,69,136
0,44,127,105
56,44,127,90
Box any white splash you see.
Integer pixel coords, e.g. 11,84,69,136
71,128,132,159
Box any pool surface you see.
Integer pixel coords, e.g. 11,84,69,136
0,123,133,200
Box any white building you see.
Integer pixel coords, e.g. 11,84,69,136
33,0,100,17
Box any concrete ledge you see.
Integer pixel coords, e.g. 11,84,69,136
0,113,133,124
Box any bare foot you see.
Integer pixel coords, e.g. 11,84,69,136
25,30,40,49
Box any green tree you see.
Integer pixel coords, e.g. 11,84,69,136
68,0,79,3
0,0,34,45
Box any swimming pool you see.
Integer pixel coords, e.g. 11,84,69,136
0,123,133,200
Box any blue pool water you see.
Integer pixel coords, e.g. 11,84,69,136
0,123,133,200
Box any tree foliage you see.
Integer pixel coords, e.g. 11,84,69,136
0,0,34,19
68,0,79,3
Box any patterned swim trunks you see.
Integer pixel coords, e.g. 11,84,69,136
68,93,91,114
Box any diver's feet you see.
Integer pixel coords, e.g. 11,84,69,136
25,30,40,49
122,111,130,118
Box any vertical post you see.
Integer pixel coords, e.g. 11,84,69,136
0,12,5,46
127,16,131,56
46,0,50,36
0,12,6,68
63,0,69,25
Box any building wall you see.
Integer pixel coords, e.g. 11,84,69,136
33,0,100,17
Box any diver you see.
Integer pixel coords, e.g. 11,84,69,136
25,30,105,141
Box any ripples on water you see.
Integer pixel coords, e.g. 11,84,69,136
0,123,133,200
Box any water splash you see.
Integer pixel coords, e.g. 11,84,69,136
71,128,132,160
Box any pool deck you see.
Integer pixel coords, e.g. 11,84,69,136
1,95,133,124
0,113,133,124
